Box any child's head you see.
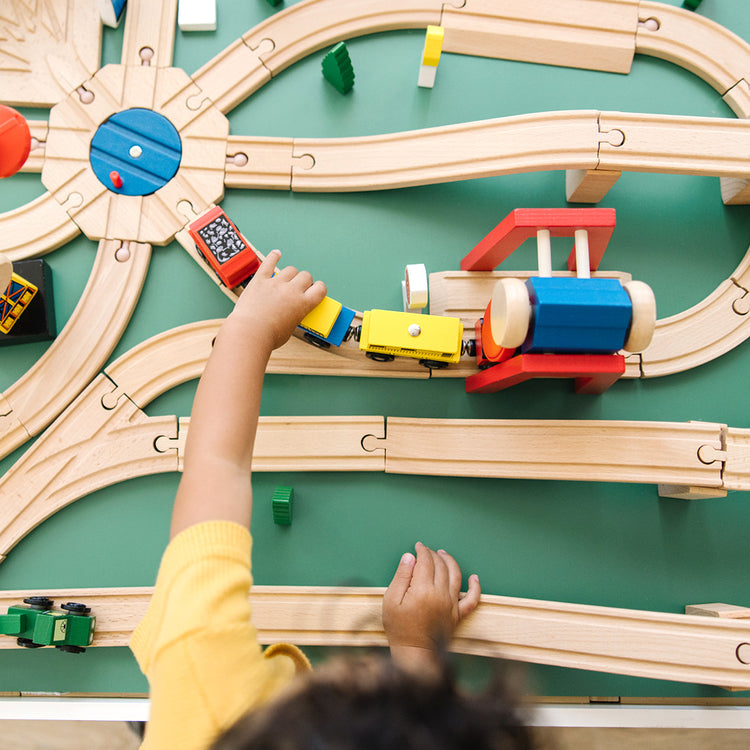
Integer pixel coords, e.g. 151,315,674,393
211,653,534,750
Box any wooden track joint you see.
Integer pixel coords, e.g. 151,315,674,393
361,421,387,454
730,277,750,315
153,417,188,471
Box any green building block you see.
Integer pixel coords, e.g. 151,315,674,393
322,42,355,94
681,0,702,9
266,0,283,6
272,486,294,525
0,598,95,653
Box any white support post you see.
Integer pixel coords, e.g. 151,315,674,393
536,229,552,277
574,228,590,278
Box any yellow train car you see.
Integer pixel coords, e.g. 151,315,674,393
359,309,463,368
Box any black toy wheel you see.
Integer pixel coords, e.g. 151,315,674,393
61,602,91,616
57,644,85,654
303,332,331,349
17,638,43,649
23,596,53,610
366,352,395,363
419,359,448,370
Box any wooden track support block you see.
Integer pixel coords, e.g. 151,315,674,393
721,178,750,206
566,169,622,203
657,484,727,500
686,604,750,619
460,208,616,273
722,427,750,492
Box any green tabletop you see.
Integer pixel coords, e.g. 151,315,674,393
1,0,750,700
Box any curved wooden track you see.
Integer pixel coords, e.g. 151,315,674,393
2,584,750,690
0,240,151,461
636,1,750,117
285,111,750,190
0,192,81,263
638,250,750,378
192,0,444,113
0,366,384,559
0,376,178,565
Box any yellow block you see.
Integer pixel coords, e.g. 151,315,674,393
300,295,342,337
422,25,444,67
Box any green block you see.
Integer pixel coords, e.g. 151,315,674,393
322,42,355,94
272,486,294,525
681,0,702,9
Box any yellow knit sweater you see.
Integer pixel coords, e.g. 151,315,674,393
130,521,311,750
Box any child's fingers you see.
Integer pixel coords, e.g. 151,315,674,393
433,549,451,591
437,549,463,599
275,264,299,282
386,552,416,604
305,279,328,305
413,542,436,587
457,574,481,621
256,249,281,278
289,269,314,290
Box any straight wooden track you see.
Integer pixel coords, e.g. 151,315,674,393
2,585,750,691
6,387,750,562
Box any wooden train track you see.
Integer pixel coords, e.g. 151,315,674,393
3,0,750,690
0,240,151,462
636,0,750,118
2,585,750,690
0,193,80,263
4,312,750,558
0,364,385,559
1,0,750,440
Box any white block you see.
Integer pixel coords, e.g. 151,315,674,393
418,64,437,88
404,264,428,310
178,0,217,31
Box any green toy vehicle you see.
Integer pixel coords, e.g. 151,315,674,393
0,597,95,653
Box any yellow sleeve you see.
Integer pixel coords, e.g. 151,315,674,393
130,521,310,750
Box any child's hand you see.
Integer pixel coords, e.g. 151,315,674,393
229,249,327,352
382,542,480,670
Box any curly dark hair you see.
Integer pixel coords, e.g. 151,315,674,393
211,653,535,750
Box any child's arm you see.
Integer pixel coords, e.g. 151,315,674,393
169,250,326,539
382,542,481,671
